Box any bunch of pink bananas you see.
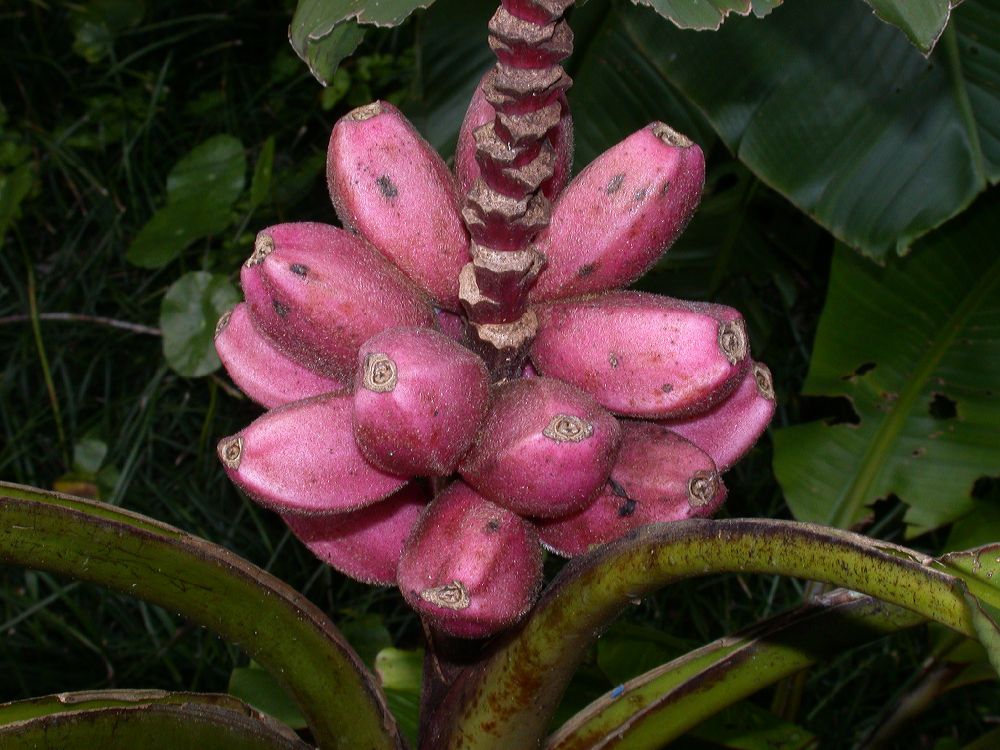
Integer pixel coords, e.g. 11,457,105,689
215,94,775,638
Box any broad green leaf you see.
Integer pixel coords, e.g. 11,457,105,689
72,437,108,475
292,0,432,30
630,0,757,30
339,613,393,668
773,192,1000,533
289,0,430,85
229,662,308,730
0,482,404,750
249,136,275,209
375,647,424,694
863,0,956,53
939,544,1000,612
384,689,421,748
166,135,246,207
596,623,688,685
947,496,1000,552
429,519,978,749
406,0,494,155
568,1,716,167
126,197,233,267
0,162,32,239
548,590,921,750
374,647,423,746
0,691,308,749
963,595,1000,676
618,0,1000,259
70,0,145,63
53,438,111,500
692,703,816,750
160,271,240,377
127,135,246,267
291,19,366,87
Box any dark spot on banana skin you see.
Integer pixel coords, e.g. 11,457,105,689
609,478,638,517
377,175,398,198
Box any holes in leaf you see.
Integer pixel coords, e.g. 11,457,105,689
800,395,860,426
929,393,957,420
842,361,876,380
972,476,999,500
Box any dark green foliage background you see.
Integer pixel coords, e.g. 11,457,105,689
1,1,997,748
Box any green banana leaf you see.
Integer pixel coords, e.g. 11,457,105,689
773,190,1000,535
427,519,997,749
0,482,403,750
615,0,1000,260
547,589,921,750
0,690,309,750
290,0,955,89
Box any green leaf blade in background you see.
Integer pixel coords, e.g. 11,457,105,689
127,135,246,268
429,519,981,749
290,0,432,85
0,690,309,750
567,1,716,167
631,0,755,30
618,0,1000,259
166,135,246,208
863,0,957,53
160,271,240,377
773,192,1000,534
406,0,494,156
0,483,403,750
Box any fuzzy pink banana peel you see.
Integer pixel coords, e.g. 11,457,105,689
397,481,543,638
216,393,407,515
282,482,429,586
241,222,433,381
537,421,727,557
328,101,469,310
456,74,572,201
459,377,621,518
661,361,777,472
531,291,750,419
529,122,704,302
353,327,490,477
434,308,467,344
214,303,347,408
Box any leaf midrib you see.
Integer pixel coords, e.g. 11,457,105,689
828,249,1000,528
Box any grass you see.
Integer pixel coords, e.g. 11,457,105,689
1,1,997,748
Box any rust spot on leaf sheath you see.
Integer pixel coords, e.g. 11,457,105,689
272,299,289,318
289,263,308,276
606,173,625,194
577,262,597,278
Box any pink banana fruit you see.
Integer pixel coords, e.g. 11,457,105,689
397,480,543,638
214,303,347,408
352,327,490,477
216,393,407,515
328,101,469,310
458,377,621,517
282,482,429,586
434,307,467,344
537,421,726,557
530,291,751,419
240,222,433,381
529,122,704,302
661,360,777,472
455,74,573,202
